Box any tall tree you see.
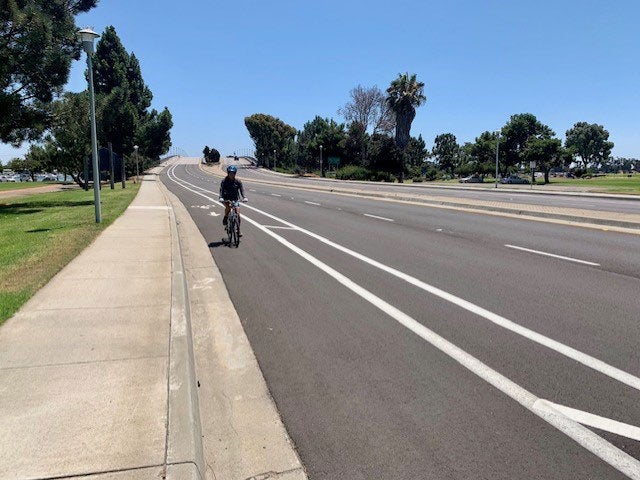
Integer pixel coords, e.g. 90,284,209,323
91,26,172,159
367,134,398,174
203,146,210,160
432,133,460,176
297,116,347,175
135,108,173,159
469,131,501,177
0,0,98,145
344,121,369,166
565,122,614,170
405,135,428,168
49,91,91,185
500,113,552,174
386,73,426,182
244,113,296,167
523,137,562,184
92,26,130,96
339,85,395,135
126,53,152,118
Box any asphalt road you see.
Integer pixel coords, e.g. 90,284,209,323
235,161,640,215
162,159,640,479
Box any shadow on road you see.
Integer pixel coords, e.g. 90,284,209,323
208,240,227,249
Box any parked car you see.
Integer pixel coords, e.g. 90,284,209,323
500,175,530,184
459,175,483,183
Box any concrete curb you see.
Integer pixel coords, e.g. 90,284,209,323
158,176,206,480
159,172,308,480
219,159,640,201
201,164,640,232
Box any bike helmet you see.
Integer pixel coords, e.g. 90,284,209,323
227,165,238,173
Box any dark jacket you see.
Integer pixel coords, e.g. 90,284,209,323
219,176,245,201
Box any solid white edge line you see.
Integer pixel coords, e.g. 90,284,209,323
170,165,640,394
505,244,601,266
364,213,394,222
304,201,321,206
165,164,640,478
534,400,640,442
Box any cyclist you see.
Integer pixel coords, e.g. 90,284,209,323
219,164,248,227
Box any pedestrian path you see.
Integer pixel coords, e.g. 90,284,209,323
0,174,187,479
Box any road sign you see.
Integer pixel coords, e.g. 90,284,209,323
328,157,340,167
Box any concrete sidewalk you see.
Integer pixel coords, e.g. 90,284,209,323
0,165,307,480
0,172,203,480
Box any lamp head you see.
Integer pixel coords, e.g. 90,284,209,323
77,28,100,54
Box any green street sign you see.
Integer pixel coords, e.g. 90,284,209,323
328,156,340,166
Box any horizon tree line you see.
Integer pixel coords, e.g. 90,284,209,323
241,74,623,184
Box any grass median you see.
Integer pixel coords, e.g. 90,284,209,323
546,174,640,194
0,182,140,325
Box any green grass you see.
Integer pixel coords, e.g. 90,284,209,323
0,182,62,192
545,174,640,194
0,182,140,325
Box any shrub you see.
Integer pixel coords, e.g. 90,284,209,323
336,165,371,180
424,165,438,181
412,177,423,183
371,171,396,182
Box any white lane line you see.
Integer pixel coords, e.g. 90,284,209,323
164,166,640,479
168,168,640,393
263,225,298,230
534,400,640,442
271,193,282,197
305,201,321,206
250,189,256,192
364,213,394,222
505,244,601,266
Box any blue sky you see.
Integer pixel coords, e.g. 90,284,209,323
2,0,639,162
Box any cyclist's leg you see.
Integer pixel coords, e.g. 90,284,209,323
236,207,242,236
223,202,231,225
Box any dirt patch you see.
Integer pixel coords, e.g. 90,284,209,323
0,184,79,199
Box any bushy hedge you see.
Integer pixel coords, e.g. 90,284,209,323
335,165,397,182
335,165,371,180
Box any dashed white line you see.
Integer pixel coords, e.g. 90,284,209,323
168,166,640,392
505,244,600,266
305,201,321,206
271,193,282,197
364,213,394,222
167,164,640,477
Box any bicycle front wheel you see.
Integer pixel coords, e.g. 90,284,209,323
234,219,241,247
227,220,234,246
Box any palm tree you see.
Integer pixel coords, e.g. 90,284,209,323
386,73,426,182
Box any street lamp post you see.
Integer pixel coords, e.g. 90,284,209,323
77,28,101,223
320,144,323,177
495,130,500,189
134,145,139,183
273,149,276,171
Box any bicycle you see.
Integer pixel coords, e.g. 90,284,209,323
225,200,241,247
